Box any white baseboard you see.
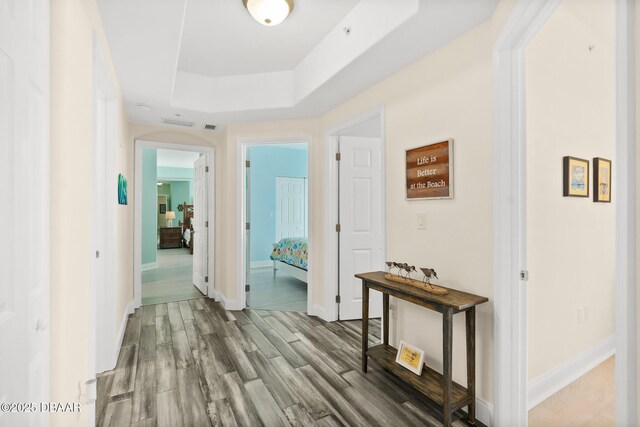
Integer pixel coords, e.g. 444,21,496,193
113,300,135,370
250,260,273,269
310,304,328,321
213,289,241,310
475,397,493,426
528,334,615,410
141,262,157,272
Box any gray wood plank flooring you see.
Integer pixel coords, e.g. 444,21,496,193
97,299,475,426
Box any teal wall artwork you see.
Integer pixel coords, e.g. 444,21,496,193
118,173,128,205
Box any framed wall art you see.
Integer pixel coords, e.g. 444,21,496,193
118,174,128,205
159,203,167,214
395,340,425,376
593,157,611,203
406,140,453,200
562,156,589,197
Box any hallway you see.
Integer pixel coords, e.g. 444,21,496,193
142,249,203,305
96,299,475,427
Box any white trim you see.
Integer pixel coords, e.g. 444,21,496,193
475,398,493,427
310,304,327,320
492,1,562,425
614,0,637,424
250,260,273,269
213,288,239,311
90,32,118,379
494,0,637,425
113,301,135,369
237,137,313,313
528,335,615,410
134,140,216,308
324,106,386,321
141,262,158,272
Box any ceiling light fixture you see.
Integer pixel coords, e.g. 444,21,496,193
137,104,152,111
242,0,294,27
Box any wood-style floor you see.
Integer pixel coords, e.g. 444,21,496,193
248,267,307,312
97,298,474,426
528,356,615,427
142,249,204,305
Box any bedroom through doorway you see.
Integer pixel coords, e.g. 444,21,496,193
140,148,207,305
244,142,309,312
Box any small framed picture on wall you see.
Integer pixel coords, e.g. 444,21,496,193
593,157,612,203
159,203,167,214
563,156,589,198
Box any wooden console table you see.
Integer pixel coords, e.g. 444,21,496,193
356,271,488,426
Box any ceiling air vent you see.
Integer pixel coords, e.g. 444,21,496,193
204,124,217,130
162,118,194,127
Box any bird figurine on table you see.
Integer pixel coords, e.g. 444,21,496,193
403,265,417,280
420,267,438,288
385,261,394,274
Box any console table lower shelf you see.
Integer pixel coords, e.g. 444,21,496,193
367,344,473,412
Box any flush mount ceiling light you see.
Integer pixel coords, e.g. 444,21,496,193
242,0,294,27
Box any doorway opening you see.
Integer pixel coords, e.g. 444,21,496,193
238,137,313,313
134,141,215,308
326,108,386,321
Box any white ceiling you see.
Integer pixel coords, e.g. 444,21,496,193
157,149,201,169
178,0,359,78
97,0,498,130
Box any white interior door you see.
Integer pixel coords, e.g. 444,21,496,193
275,177,308,239
192,155,208,295
338,137,383,320
0,1,50,425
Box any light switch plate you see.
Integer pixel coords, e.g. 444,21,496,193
417,213,426,230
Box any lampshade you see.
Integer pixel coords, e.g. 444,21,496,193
165,211,176,220
242,0,294,27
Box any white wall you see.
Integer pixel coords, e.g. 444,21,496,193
525,0,615,382
50,0,130,425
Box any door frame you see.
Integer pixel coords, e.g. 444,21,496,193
492,0,636,425
134,140,216,307
324,106,386,322
89,34,117,382
236,136,313,313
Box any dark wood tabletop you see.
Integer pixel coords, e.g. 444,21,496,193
355,271,488,311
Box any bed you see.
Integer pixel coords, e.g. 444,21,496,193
270,237,308,283
181,202,194,255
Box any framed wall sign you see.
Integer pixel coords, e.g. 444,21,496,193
593,157,611,203
395,340,425,375
406,140,453,200
563,156,589,197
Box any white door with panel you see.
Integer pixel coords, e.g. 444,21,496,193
339,137,384,320
192,155,208,295
275,177,308,240
0,0,50,425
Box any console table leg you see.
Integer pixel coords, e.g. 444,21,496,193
443,308,453,427
362,282,369,372
382,293,389,345
466,306,476,424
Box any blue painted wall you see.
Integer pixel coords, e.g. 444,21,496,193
141,148,157,265
248,145,308,263
170,181,192,224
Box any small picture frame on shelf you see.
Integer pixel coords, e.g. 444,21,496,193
395,340,425,376
593,157,612,203
563,156,589,197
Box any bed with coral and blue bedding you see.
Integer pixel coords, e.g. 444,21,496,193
270,237,308,283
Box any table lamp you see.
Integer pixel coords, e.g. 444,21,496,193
166,211,176,227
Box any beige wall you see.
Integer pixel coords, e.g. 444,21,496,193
316,0,514,404
637,0,640,421
50,0,129,425
525,0,615,382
